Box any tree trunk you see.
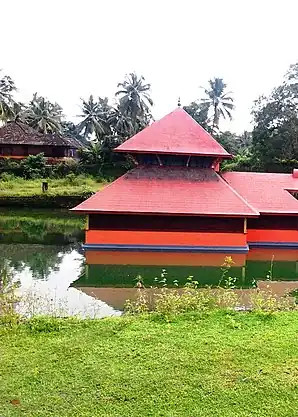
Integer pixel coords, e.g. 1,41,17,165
212,103,219,135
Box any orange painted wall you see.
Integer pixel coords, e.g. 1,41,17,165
247,248,298,262
85,230,247,247
247,229,298,243
85,250,246,266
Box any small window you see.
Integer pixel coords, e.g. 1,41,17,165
135,154,159,165
189,156,213,168
159,154,189,166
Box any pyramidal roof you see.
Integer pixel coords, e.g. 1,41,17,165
115,108,231,158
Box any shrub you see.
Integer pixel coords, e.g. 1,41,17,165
124,257,296,319
52,158,81,177
0,172,16,182
21,153,46,179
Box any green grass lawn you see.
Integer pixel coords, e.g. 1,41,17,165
1,312,298,416
0,176,106,197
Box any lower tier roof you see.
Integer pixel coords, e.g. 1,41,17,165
72,167,258,217
222,171,298,215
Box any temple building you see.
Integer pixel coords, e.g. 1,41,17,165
0,122,82,162
72,108,298,253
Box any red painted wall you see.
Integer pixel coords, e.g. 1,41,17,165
247,229,298,243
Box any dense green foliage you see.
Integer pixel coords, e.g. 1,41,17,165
251,63,298,172
0,153,128,180
1,312,298,416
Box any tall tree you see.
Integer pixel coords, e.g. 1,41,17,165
61,121,87,145
77,95,112,141
0,70,17,123
24,93,63,134
216,130,252,155
115,72,153,135
200,78,234,132
252,62,298,172
183,101,211,132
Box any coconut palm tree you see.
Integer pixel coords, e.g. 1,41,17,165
200,78,234,133
77,95,112,141
24,93,63,134
0,70,17,123
115,72,153,134
78,141,102,165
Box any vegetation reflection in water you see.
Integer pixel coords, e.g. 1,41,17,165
1,209,298,313
0,209,120,317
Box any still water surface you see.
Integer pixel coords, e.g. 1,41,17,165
1,209,298,317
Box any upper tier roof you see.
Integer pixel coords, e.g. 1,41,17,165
222,172,298,215
72,166,258,217
115,108,232,158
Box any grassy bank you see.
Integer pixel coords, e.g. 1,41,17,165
0,176,106,207
0,208,85,232
0,176,105,197
1,312,298,417
0,208,85,244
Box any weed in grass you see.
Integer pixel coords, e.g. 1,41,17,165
249,287,294,313
0,263,21,326
125,256,296,318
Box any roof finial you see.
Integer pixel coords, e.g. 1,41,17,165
177,97,181,107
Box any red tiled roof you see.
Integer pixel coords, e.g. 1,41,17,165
222,172,298,215
115,108,231,158
72,166,258,216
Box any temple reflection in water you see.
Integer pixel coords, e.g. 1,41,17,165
73,248,298,310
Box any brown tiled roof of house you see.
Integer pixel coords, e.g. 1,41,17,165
0,122,82,148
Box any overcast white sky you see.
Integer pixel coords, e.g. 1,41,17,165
1,0,297,132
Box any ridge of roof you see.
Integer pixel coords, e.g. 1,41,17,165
115,108,231,158
218,174,259,215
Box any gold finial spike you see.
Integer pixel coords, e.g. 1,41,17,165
177,97,181,107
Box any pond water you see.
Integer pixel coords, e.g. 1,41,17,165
1,209,298,317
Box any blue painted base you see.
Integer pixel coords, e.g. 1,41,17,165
83,243,249,254
249,242,298,249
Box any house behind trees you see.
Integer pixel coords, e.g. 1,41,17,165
0,122,82,163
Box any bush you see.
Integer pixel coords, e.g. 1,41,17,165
21,153,47,179
0,172,16,182
52,158,81,177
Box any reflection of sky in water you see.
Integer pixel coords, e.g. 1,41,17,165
14,250,121,318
